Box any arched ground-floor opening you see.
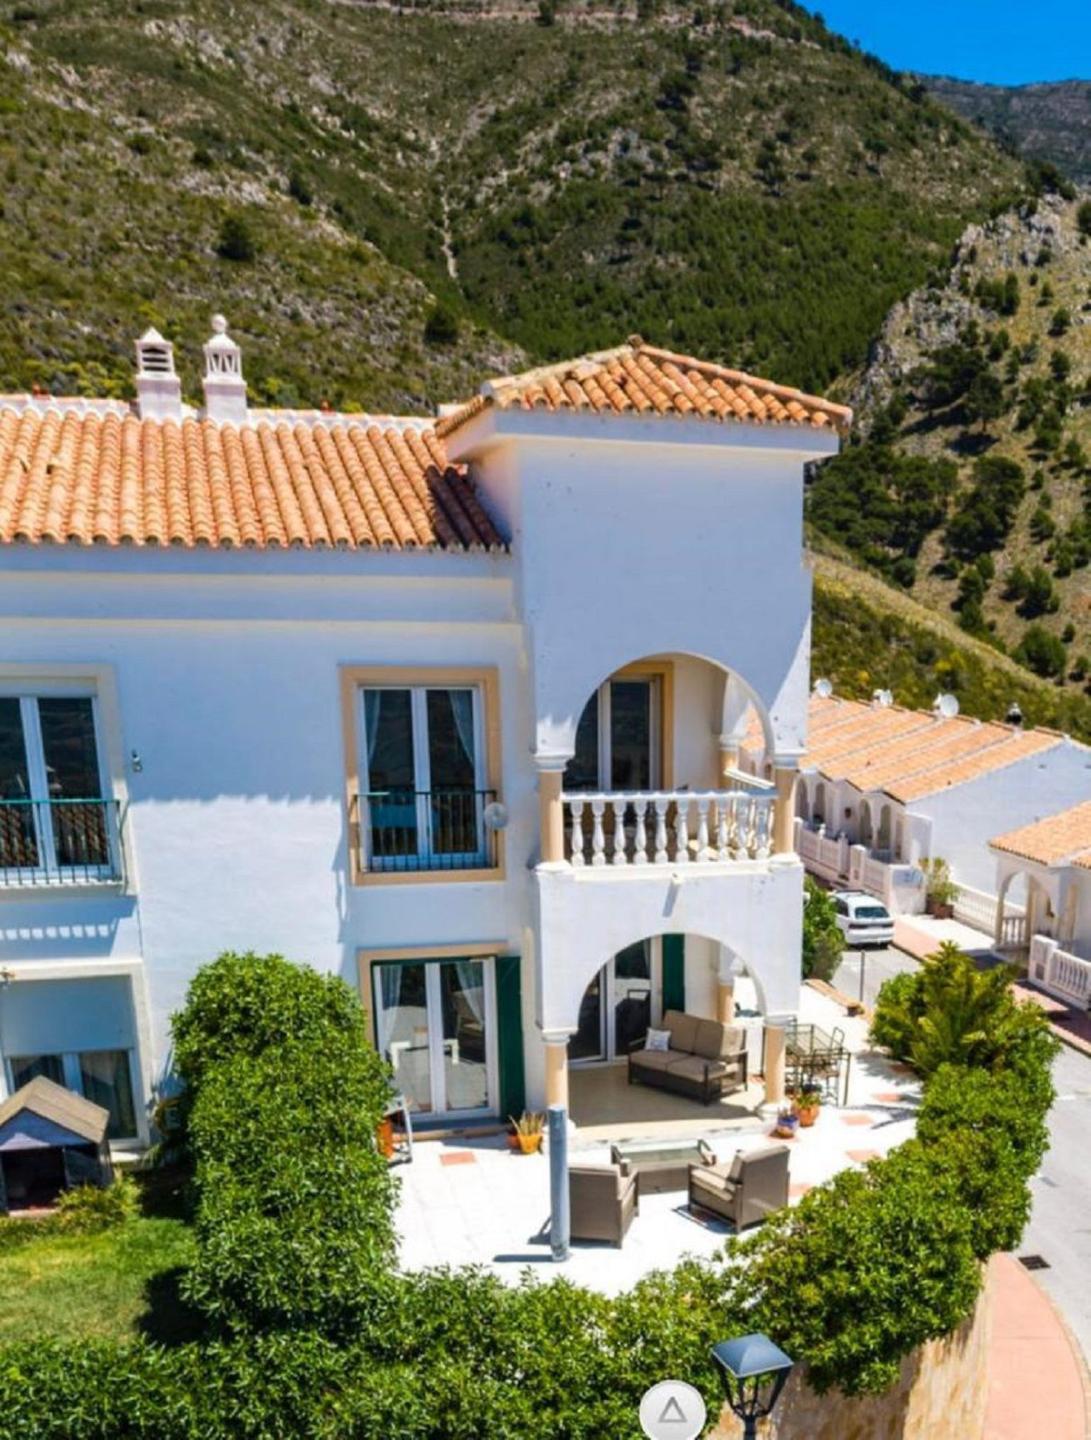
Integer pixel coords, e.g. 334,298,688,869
533,860,804,1131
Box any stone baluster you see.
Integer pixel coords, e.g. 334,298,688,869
568,798,585,866
729,793,744,859
755,797,772,860
590,797,607,867
674,794,690,863
633,797,649,865
653,796,669,864
611,798,628,866
695,795,710,862
715,795,730,861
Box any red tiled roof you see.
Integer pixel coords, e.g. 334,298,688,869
990,800,1091,868
436,337,852,438
743,694,1070,803
0,403,504,552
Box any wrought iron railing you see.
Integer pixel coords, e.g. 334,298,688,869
355,789,498,873
0,798,124,886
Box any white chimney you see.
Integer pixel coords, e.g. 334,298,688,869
201,314,247,425
134,328,182,421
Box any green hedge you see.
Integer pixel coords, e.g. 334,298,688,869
0,947,1060,1433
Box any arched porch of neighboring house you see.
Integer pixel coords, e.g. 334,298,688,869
813,780,827,826
876,802,893,858
858,800,873,850
995,866,1067,955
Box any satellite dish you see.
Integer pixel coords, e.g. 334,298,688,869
934,693,960,718
813,677,834,699
483,801,509,831
872,689,893,708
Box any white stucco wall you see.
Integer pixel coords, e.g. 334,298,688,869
926,739,1091,895
460,413,828,765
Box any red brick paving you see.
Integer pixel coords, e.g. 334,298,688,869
439,1152,476,1167
985,1254,1088,1439
872,1091,904,1103
840,1114,874,1127
846,1149,881,1165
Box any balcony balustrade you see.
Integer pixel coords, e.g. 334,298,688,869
0,798,123,886
355,789,498,873
562,789,774,868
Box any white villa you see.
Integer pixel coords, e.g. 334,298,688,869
0,320,851,1147
744,692,1091,930
990,801,1091,1010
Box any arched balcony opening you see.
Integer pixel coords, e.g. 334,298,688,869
544,652,793,870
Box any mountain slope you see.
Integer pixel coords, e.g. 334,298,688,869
811,548,1091,741
0,0,1022,407
808,192,1091,688
925,76,1091,186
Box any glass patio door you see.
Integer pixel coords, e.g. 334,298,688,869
570,941,660,1066
375,958,495,1118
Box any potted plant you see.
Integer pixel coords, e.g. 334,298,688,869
921,856,958,919
510,1111,546,1154
772,1106,799,1140
792,1087,822,1128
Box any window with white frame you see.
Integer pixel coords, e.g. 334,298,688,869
6,1049,137,1140
0,692,118,884
359,685,492,871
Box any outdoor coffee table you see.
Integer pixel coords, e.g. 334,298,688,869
609,1137,717,1193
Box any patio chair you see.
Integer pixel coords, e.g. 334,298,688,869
687,1143,790,1230
569,1162,639,1247
806,1026,848,1104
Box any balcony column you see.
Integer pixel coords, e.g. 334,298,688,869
761,1018,787,1113
772,765,798,856
543,1032,570,1111
718,740,739,782
537,761,567,865
716,980,735,1024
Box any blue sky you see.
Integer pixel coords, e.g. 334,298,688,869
801,2,1091,85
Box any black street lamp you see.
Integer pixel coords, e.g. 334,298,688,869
710,1333,794,1440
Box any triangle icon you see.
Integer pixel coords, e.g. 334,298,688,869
657,1396,688,1423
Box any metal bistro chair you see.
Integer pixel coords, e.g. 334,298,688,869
806,1026,849,1106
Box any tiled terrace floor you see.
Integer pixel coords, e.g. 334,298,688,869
394,987,920,1295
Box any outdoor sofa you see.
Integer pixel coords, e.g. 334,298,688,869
628,1008,748,1105
687,1143,790,1230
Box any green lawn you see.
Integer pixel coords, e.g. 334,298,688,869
0,1217,198,1343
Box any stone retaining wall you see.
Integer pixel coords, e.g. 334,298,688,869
712,1256,993,1439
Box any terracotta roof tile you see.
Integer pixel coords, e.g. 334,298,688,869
0,404,504,553
990,800,1091,868
435,337,852,439
742,694,1072,805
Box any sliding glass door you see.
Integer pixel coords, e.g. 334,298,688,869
375,958,496,1118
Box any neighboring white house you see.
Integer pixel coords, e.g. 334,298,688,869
743,691,1091,924
990,801,1091,1009
0,322,850,1144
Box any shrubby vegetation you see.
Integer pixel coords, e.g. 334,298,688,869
0,943,1060,1434
801,875,844,981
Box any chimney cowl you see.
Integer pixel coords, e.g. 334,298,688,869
201,314,248,425
134,327,182,421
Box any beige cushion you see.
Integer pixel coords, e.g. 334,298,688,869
692,1018,728,1060
663,1009,699,1054
630,1048,676,1074
666,1054,728,1082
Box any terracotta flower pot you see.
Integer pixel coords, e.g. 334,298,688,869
375,1117,395,1160
795,1103,820,1128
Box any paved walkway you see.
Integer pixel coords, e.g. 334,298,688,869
986,1253,1090,1440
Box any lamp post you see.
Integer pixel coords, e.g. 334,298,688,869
710,1333,794,1440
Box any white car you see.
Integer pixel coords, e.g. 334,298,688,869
831,891,894,947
